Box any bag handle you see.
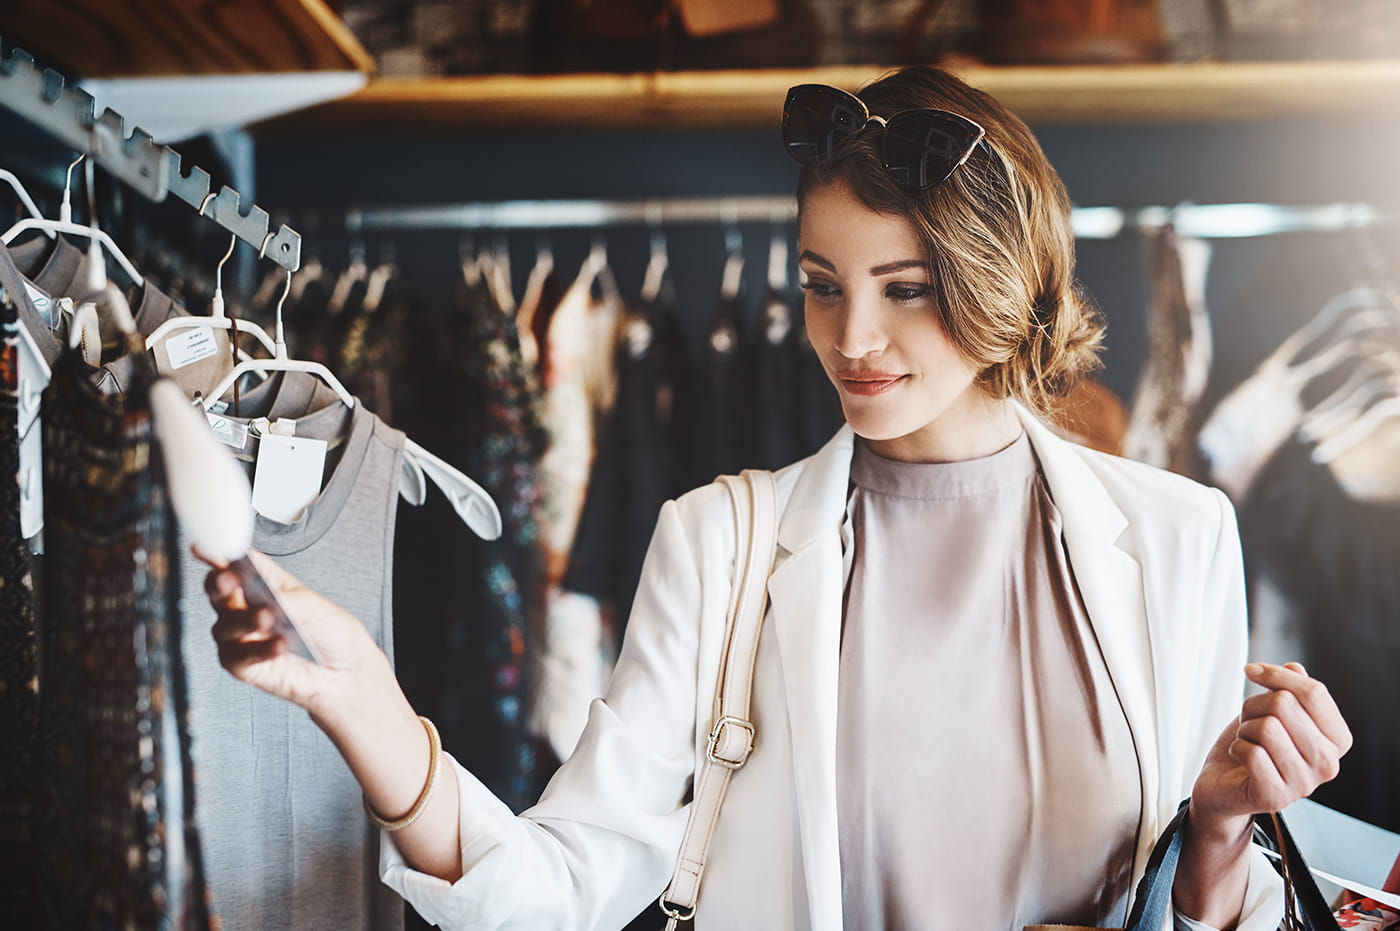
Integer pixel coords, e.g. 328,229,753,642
659,470,779,930
1028,804,1345,931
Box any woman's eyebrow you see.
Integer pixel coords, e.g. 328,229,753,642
800,253,928,277
868,259,928,276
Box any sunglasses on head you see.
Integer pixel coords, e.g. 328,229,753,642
782,84,986,193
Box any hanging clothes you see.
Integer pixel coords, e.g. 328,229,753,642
564,268,691,630
36,341,212,930
744,285,841,470
391,276,547,812
1122,224,1212,477
1239,438,1400,834
174,370,407,931
685,262,747,489
531,252,624,763
0,275,40,927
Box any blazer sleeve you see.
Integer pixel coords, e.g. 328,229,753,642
1167,487,1284,931
380,491,727,930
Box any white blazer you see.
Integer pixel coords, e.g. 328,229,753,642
383,407,1286,930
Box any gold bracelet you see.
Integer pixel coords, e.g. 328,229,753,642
364,715,441,833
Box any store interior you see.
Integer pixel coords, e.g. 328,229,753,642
3,0,1400,928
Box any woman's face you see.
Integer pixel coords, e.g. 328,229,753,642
799,179,1017,462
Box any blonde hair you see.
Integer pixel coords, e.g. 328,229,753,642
796,67,1104,419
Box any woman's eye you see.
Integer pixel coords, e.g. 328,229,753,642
886,284,931,303
800,280,841,300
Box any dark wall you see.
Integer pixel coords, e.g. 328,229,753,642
255,112,1400,411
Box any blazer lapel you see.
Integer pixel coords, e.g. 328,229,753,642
766,427,852,931
1018,407,1164,886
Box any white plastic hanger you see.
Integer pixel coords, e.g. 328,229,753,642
1,155,143,286
200,262,502,540
145,221,278,356
202,265,355,410
0,168,54,237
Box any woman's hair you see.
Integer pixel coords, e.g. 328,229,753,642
796,66,1104,418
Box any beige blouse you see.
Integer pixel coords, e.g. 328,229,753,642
837,432,1142,930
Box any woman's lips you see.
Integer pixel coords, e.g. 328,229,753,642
838,373,907,396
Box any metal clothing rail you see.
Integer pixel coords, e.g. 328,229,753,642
345,196,1394,241
0,44,302,272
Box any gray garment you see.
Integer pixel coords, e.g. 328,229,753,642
178,376,406,931
837,433,1141,931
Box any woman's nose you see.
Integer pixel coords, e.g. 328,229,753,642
833,297,888,358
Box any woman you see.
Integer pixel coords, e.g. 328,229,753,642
203,67,1350,930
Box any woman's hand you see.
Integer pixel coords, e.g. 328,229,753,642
1191,662,1351,831
1173,662,1351,926
200,548,392,722
200,548,464,880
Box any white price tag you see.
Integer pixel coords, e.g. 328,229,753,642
251,433,327,524
164,328,220,370
205,413,249,450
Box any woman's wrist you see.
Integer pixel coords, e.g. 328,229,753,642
1172,800,1253,928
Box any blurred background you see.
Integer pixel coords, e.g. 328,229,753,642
3,1,1399,928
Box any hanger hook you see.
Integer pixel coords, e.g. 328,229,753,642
215,234,237,293
272,268,293,350
64,154,85,200
198,192,218,217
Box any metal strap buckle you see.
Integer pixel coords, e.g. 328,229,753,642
706,715,756,770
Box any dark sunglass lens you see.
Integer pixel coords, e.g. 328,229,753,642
883,112,979,191
784,88,867,164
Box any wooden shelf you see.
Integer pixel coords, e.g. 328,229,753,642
253,60,1400,137
1,0,373,77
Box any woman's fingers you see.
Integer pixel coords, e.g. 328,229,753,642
1243,663,1353,756
1227,662,1350,809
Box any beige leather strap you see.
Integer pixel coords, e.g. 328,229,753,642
660,469,778,928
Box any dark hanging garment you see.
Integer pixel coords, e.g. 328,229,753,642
0,280,41,926
565,277,690,629
1239,438,1400,833
745,286,820,470
685,287,746,489
36,344,213,930
393,281,546,812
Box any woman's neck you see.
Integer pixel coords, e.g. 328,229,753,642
863,396,1023,464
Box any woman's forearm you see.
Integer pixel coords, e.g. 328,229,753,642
1171,809,1252,929
308,651,465,882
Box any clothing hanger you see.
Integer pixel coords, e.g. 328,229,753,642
485,231,515,314
1,155,143,286
201,258,502,540
639,207,669,307
763,214,792,346
201,263,355,411
1296,345,1400,445
326,239,368,316
144,204,279,355
585,232,621,307
360,240,398,315
720,203,745,305
0,168,54,237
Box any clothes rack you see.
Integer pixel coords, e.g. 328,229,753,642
0,43,302,272
344,196,1394,241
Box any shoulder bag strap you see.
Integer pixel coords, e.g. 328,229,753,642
659,469,779,930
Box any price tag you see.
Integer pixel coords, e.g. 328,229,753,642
251,433,327,524
164,328,220,370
